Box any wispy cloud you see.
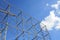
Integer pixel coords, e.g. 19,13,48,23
40,1,60,30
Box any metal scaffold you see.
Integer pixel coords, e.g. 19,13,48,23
0,0,51,40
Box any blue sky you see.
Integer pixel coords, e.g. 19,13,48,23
0,0,60,40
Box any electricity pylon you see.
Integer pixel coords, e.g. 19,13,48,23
0,0,16,40
0,0,51,40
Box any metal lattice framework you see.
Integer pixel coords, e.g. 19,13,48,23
0,0,51,40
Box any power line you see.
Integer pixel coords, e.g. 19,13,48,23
0,0,51,40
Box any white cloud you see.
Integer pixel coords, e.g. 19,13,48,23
40,1,60,30
46,3,49,6
51,1,60,9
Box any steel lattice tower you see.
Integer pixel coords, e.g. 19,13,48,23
0,0,51,40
